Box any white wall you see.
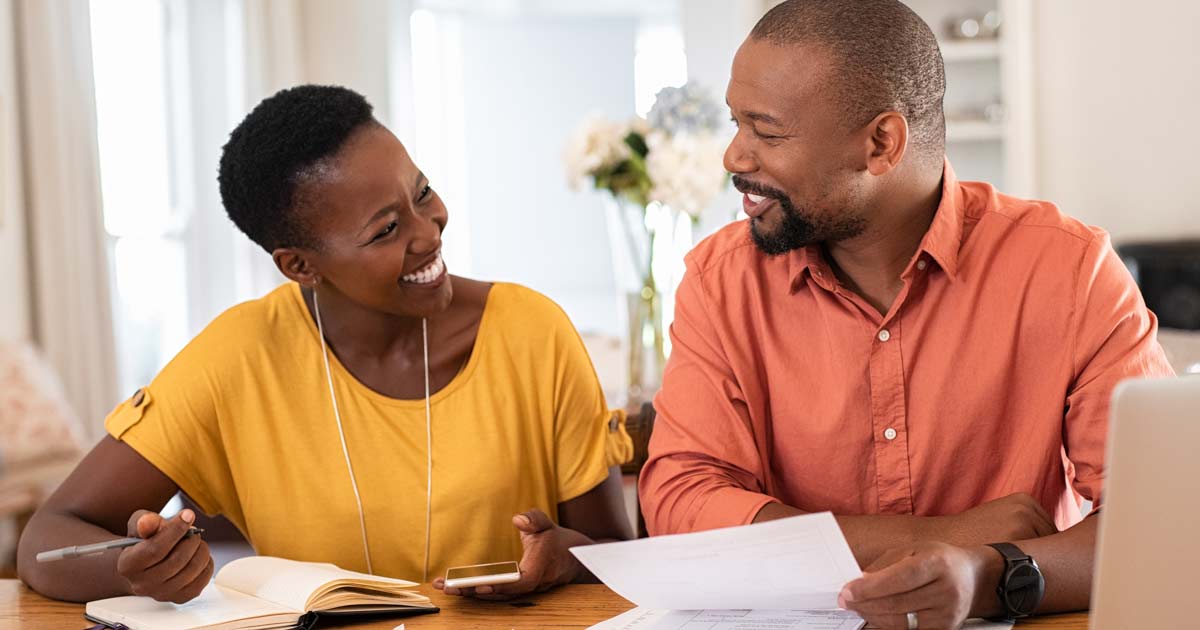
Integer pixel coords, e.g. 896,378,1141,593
680,0,764,96
299,0,415,141
456,13,639,337
1034,0,1200,242
678,1,764,240
0,0,31,341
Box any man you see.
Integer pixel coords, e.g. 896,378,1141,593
638,1,1174,628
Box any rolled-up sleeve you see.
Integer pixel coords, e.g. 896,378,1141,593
1065,232,1175,511
638,260,778,535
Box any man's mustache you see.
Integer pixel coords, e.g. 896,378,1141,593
731,175,788,202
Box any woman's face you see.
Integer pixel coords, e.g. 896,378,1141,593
282,123,453,318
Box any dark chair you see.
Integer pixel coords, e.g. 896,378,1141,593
180,493,245,543
622,402,657,539
1118,240,1200,330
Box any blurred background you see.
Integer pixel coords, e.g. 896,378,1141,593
1,0,1198,573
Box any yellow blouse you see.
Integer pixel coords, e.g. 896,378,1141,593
106,282,631,582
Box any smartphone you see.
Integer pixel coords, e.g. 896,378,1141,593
443,560,522,589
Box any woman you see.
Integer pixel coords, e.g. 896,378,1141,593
17,85,633,603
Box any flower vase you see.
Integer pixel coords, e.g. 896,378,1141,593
624,275,666,405
606,199,668,406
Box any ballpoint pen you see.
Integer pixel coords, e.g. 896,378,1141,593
36,527,204,562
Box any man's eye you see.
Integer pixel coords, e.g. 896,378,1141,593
418,184,433,201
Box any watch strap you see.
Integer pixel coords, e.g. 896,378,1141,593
986,542,1042,619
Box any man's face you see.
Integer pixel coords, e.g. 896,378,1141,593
725,38,869,255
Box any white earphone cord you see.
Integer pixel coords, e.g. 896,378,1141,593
422,317,433,583
314,289,433,580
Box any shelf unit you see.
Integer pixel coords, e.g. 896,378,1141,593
907,0,1035,197
939,39,1000,62
946,119,1005,142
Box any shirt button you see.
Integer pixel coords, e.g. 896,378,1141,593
877,329,891,342
916,260,928,271
884,427,898,440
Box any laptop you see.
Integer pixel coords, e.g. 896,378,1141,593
1091,376,1199,629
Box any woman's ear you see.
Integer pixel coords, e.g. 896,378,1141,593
273,248,320,287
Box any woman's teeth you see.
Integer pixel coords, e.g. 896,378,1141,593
401,255,445,284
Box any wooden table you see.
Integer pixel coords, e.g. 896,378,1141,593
0,580,1090,629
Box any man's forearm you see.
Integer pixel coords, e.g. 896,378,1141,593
754,503,937,568
754,496,1065,572
971,513,1097,616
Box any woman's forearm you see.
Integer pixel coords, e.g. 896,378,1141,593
16,509,133,602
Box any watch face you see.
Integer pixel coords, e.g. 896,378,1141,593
1003,563,1046,616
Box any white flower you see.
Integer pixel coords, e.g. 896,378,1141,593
647,82,725,136
563,114,633,190
645,131,729,219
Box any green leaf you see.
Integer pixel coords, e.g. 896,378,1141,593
624,131,649,158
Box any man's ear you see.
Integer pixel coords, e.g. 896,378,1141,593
862,110,909,176
273,248,320,287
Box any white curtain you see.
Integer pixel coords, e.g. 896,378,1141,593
0,0,31,341
224,0,305,301
242,0,305,99
11,0,119,437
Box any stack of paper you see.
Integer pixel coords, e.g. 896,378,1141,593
590,607,865,630
570,512,865,630
572,512,1017,630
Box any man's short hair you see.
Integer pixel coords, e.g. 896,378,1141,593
751,0,946,165
218,85,377,253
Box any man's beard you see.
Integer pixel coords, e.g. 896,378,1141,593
734,175,866,256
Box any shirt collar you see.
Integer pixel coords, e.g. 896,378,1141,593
916,158,964,281
787,246,830,293
787,158,964,294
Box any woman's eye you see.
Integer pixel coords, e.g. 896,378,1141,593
418,184,433,202
373,221,398,242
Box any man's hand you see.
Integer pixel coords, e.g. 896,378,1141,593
839,541,1002,629
926,493,1057,547
433,508,587,600
116,509,213,604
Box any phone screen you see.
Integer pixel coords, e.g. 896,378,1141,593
445,561,520,580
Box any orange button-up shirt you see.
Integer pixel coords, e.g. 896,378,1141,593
640,163,1174,536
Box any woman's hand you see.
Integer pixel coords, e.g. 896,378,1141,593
433,508,589,600
116,509,214,604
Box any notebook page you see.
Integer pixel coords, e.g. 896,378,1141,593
84,584,297,630
215,556,420,611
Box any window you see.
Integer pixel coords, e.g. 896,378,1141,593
634,21,687,117
89,0,189,396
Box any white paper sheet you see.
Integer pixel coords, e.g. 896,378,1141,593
590,607,1010,630
589,607,865,630
570,512,862,610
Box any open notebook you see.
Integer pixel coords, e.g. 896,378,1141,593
84,556,438,630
